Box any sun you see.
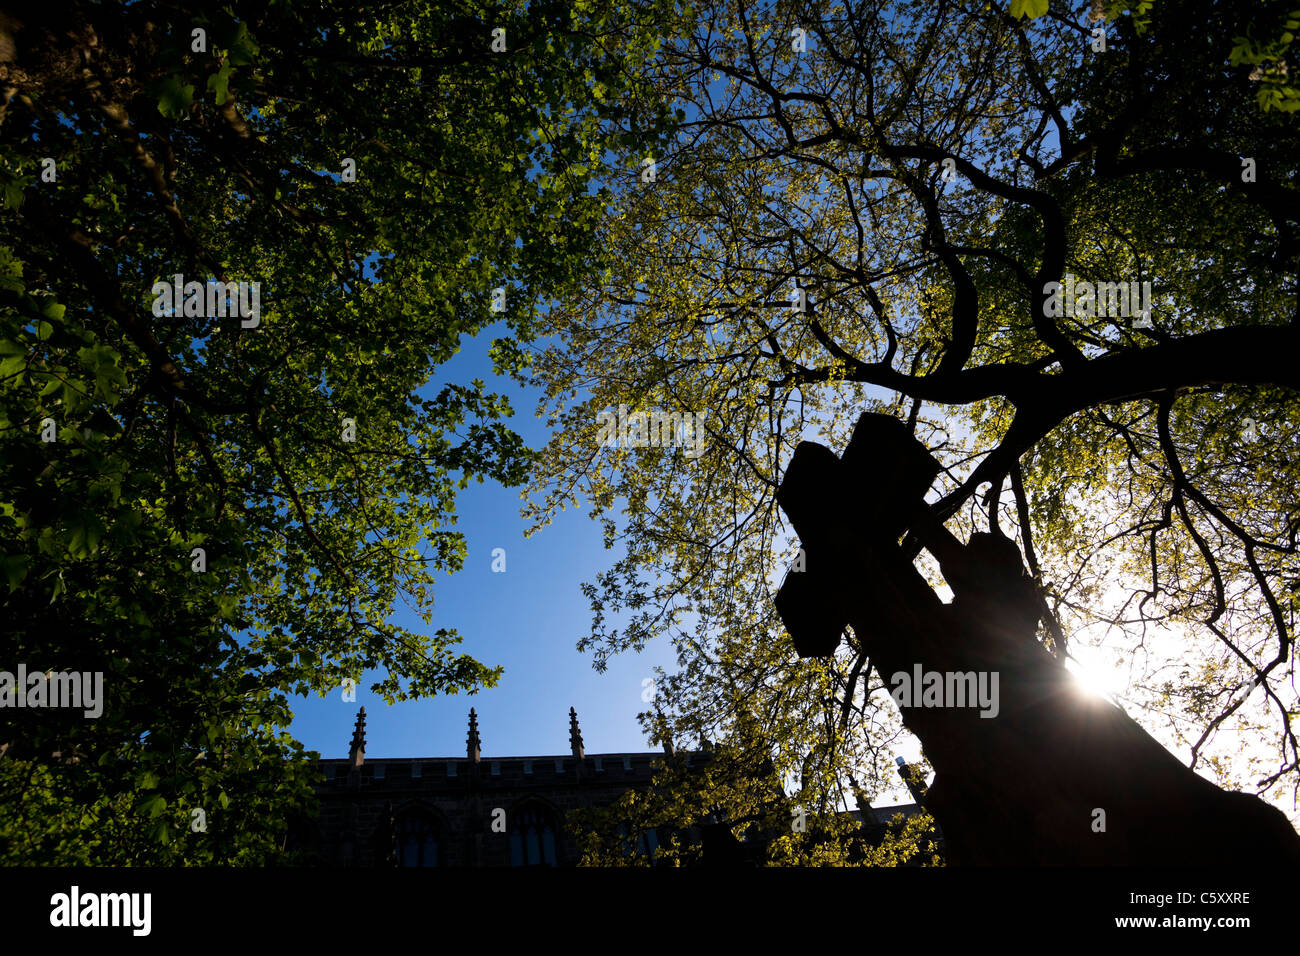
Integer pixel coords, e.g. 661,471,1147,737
1064,654,1127,702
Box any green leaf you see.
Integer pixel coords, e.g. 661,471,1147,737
155,76,196,119
137,793,167,818
0,353,25,379
2,177,26,210
208,65,233,106
1010,0,1049,18
228,23,259,67
0,555,27,592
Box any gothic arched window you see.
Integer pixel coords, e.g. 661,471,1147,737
637,827,659,857
615,822,660,860
397,813,440,867
509,805,558,866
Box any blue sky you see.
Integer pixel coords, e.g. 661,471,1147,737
285,17,978,777
287,321,682,762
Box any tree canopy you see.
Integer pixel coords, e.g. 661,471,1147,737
528,0,1300,861
5,0,1299,867
0,0,678,863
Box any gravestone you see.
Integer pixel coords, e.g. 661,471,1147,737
775,412,1300,865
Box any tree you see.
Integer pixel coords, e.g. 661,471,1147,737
571,710,940,865
0,0,678,863
526,0,1300,861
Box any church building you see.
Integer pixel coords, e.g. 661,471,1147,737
292,706,691,866
291,707,931,866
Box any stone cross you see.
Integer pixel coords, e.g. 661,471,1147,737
773,412,1300,865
